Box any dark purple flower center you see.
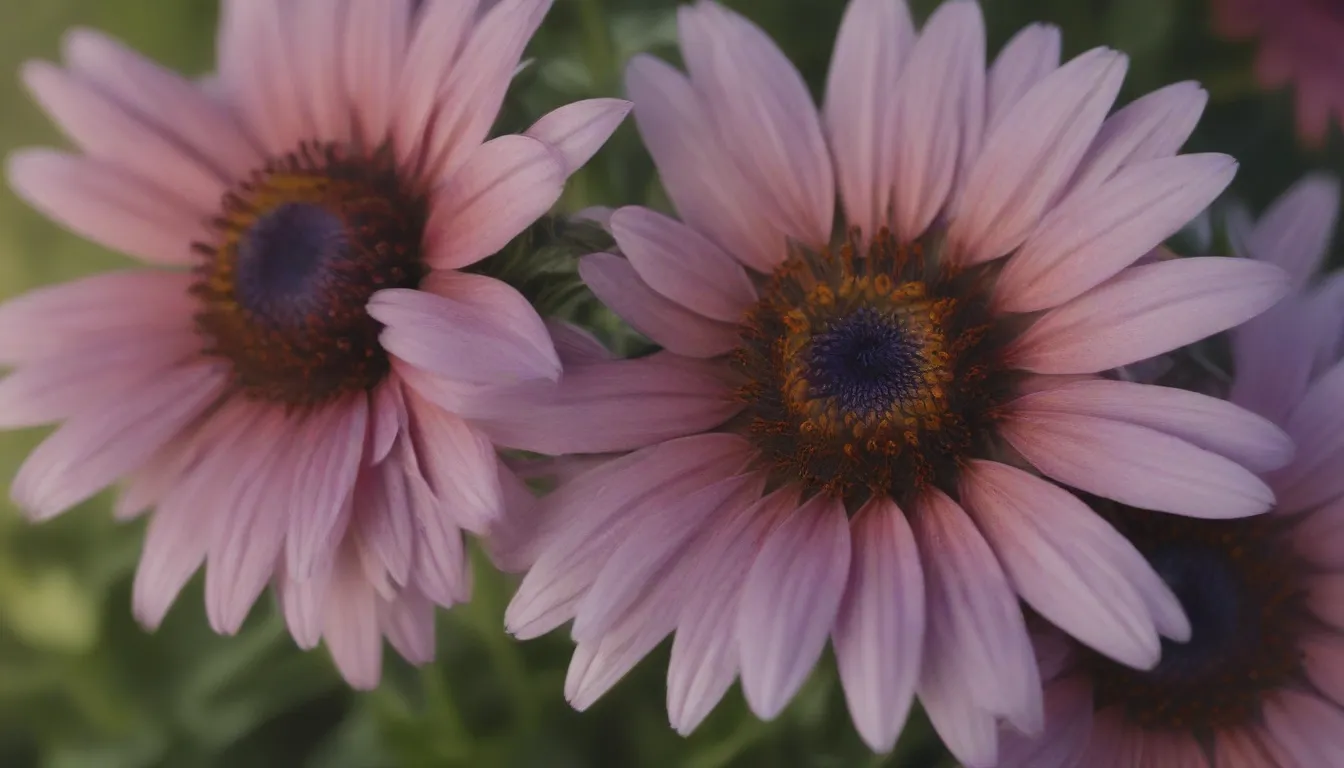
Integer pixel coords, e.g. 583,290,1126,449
806,306,925,416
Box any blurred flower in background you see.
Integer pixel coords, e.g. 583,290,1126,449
1211,0,1344,147
999,174,1344,767
0,0,1342,767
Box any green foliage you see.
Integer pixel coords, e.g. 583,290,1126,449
0,0,1341,767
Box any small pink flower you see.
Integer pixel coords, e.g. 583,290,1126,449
998,174,1344,767
0,0,629,688
1212,0,1344,146
490,0,1293,761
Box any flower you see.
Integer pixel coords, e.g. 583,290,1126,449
997,174,1344,767
490,0,1293,761
1212,0,1344,147
0,0,629,688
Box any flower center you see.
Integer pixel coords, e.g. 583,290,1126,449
1084,503,1307,733
192,143,427,407
732,229,1013,506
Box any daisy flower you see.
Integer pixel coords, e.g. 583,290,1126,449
998,175,1344,767
0,0,629,688
487,0,1293,762
1212,0,1344,147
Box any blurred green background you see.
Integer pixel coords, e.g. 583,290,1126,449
0,1,1341,766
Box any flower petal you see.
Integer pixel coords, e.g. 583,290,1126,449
986,23,1061,134
737,494,851,720
624,54,786,272
403,392,502,535
371,282,560,385
1000,409,1275,519
832,497,924,753
960,460,1183,668
526,98,632,176
8,150,205,266
424,134,566,270
1008,257,1290,374
343,0,410,146
997,676,1094,768
948,48,1127,264
889,0,986,241
1009,378,1294,474
996,153,1237,313
609,206,757,323
913,488,1042,733
1245,172,1340,290
678,1,834,247
322,547,384,690
284,395,368,579
580,253,740,358
823,0,914,240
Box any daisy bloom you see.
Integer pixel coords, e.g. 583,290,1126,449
0,0,629,688
997,175,1344,768
1212,0,1344,147
489,0,1294,762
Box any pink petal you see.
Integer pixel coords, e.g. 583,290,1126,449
275,554,334,649
391,0,474,170
737,494,851,720
667,485,795,734
60,28,261,179
986,23,1061,134
1305,632,1344,709
289,0,352,144
22,60,227,211
216,0,305,156
382,586,436,665
464,353,739,456
564,584,678,711
1214,727,1277,768
1309,573,1344,630
1000,410,1275,519
996,153,1237,313
948,48,1127,264
624,54,786,273
393,431,472,608
131,398,265,629
1141,731,1211,768
368,381,404,465
204,408,299,635
284,395,368,579
609,206,757,323
0,270,196,364
12,364,226,521
1245,172,1340,290
0,332,198,429
823,0,914,240
1065,81,1208,200
959,460,1183,668
370,283,561,385
343,0,410,146
353,461,415,587
997,675,1094,768
1009,379,1294,474
8,150,206,266
322,547,384,690
572,473,763,643
504,433,756,639
1262,690,1344,766
912,488,1042,733
403,391,502,535
525,99,632,176
417,0,552,180
677,1,834,247
919,664,1000,768
579,253,740,358
1008,257,1290,374
889,0,985,241
424,134,566,270
832,497,924,753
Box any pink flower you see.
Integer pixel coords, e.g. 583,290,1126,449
1212,0,1344,147
491,0,1293,761
997,175,1344,767
0,0,629,688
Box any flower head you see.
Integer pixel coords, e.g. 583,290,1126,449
998,174,1344,767
1212,0,1344,146
494,0,1292,761
0,0,629,688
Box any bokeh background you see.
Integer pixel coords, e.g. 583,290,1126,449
1,1,1342,766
